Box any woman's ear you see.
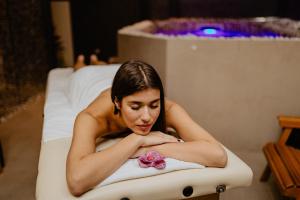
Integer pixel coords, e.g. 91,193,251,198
113,97,121,115
114,97,121,109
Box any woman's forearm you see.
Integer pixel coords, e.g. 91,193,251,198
67,133,142,196
150,141,227,167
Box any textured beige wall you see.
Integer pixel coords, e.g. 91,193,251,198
118,31,300,151
51,1,74,66
118,34,167,88
166,39,300,151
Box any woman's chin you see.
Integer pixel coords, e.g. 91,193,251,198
132,128,150,136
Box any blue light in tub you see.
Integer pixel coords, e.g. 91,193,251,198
202,28,218,35
155,25,281,38
194,26,228,37
194,26,250,37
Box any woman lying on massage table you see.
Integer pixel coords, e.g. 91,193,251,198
66,55,228,196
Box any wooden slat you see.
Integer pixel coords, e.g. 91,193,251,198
285,187,300,199
262,116,300,199
290,147,300,186
263,143,294,189
278,116,300,129
276,144,300,186
278,128,292,145
291,148,300,167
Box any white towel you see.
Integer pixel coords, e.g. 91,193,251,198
43,66,120,141
99,158,205,187
67,65,120,113
95,138,205,187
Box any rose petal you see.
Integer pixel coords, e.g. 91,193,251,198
154,160,166,169
138,155,152,164
146,151,165,162
138,155,149,162
138,151,166,169
138,159,151,168
146,155,155,161
146,151,159,160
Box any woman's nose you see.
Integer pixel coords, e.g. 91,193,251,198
141,107,151,122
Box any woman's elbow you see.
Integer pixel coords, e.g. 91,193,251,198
69,185,84,197
213,146,228,168
67,173,87,197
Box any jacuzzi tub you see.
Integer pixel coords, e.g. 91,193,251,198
117,18,300,151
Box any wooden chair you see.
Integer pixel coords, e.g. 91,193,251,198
261,116,300,200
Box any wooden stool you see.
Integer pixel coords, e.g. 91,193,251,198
261,116,300,200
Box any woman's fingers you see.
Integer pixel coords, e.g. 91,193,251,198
165,136,179,143
151,131,179,143
155,131,178,141
138,131,181,147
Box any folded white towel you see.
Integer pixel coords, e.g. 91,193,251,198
67,65,120,113
95,138,205,187
43,66,120,141
99,157,205,187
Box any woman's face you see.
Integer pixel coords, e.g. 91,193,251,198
119,88,161,135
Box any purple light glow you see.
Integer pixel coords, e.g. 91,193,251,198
155,24,282,38
202,28,218,35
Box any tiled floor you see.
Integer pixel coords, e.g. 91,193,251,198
0,93,285,200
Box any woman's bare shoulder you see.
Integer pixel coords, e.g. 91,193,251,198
164,99,188,127
165,98,177,113
84,88,113,120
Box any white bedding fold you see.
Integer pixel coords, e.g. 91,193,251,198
99,157,204,187
43,66,120,141
67,65,120,113
95,138,205,187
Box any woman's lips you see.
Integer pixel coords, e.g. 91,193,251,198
137,124,152,131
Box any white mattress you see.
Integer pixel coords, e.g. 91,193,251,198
43,67,74,141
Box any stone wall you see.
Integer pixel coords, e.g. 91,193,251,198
0,0,57,118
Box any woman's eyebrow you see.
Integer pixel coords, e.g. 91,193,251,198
128,101,142,104
129,98,160,104
150,98,160,103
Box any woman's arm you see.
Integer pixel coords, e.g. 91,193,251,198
150,141,226,167
153,101,228,167
66,111,143,196
67,111,179,196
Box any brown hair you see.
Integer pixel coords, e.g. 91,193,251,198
111,60,166,132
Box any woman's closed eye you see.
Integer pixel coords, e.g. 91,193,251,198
150,104,159,109
130,104,159,110
130,105,140,110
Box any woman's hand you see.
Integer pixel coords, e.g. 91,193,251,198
130,147,148,158
138,131,179,147
129,131,179,159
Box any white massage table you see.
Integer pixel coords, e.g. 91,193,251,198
36,65,253,200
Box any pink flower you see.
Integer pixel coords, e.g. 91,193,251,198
138,150,166,169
